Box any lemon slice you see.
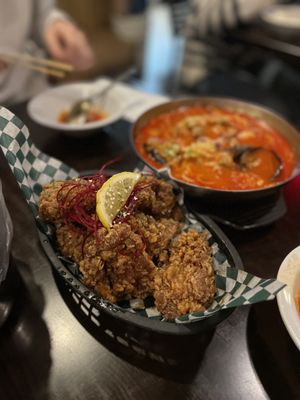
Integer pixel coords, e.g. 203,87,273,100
96,171,141,229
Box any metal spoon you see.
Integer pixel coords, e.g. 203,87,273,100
66,67,137,123
233,146,283,180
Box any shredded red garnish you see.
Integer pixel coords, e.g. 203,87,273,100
56,158,119,233
56,162,155,258
57,159,154,233
57,170,106,234
113,177,155,225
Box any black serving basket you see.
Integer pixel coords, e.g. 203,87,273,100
0,106,282,338
131,97,300,203
39,213,243,335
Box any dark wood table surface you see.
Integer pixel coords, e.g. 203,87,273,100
0,101,299,400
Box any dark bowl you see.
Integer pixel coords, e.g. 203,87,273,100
131,97,300,203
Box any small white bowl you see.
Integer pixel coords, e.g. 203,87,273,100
27,78,129,136
277,246,300,350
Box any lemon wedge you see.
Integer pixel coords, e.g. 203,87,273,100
96,171,141,229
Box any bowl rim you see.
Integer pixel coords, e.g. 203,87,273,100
277,245,300,350
131,96,300,195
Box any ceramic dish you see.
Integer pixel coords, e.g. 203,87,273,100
261,5,300,34
27,78,129,136
131,97,300,202
277,246,300,350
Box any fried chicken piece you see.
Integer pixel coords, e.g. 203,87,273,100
56,223,117,301
135,175,180,218
56,223,87,263
104,251,156,301
95,223,157,301
39,181,65,221
154,229,216,320
55,222,157,302
79,257,114,302
38,178,96,222
128,212,182,262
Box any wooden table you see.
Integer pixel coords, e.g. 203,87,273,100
0,102,299,400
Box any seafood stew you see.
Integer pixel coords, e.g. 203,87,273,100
134,104,297,191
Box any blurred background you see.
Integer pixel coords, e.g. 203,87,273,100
2,0,300,127
56,0,147,81
55,0,300,128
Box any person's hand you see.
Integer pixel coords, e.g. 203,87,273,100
43,20,95,71
0,59,8,72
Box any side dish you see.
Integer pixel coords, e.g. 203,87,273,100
296,288,300,314
38,171,216,319
277,246,300,350
135,105,297,190
58,107,107,125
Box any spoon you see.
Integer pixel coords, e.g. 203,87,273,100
233,146,283,180
66,67,137,123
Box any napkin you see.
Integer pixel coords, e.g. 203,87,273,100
0,106,285,323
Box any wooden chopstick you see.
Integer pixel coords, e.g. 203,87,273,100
0,51,74,72
22,64,67,78
0,51,74,78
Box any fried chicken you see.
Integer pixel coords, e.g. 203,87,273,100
135,175,181,219
56,222,156,303
39,178,96,222
39,181,65,221
127,212,182,260
38,173,216,319
154,229,216,320
55,223,87,263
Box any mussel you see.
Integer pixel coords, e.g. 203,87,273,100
233,146,283,180
143,144,167,165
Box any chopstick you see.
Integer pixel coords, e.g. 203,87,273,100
0,51,74,78
21,64,67,79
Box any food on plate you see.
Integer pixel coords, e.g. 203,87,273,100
58,107,107,125
38,170,216,319
154,229,215,320
296,288,300,314
135,105,297,190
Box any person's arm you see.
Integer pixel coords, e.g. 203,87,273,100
32,0,95,71
31,0,69,45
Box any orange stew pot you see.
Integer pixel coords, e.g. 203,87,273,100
132,98,300,200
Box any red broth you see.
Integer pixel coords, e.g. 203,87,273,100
135,106,296,190
296,288,300,314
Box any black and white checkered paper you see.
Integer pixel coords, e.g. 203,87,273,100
0,106,285,324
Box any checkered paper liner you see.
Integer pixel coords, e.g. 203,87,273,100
0,107,285,324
